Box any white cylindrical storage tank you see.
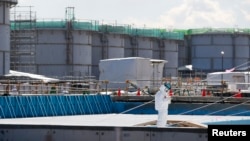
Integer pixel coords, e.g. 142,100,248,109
123,36,154,59
152,39,179,77
36,29,69,77
178,41,188,67
234,34,250,67
92,33,125,78
0,0,17,75
162,40,178,77
188,30,250,72
72,30,92,77
124,36,180,77
35,24,93,78
137,37,153,58
107,34,125,58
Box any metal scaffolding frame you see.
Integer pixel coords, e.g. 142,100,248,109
10,6,37,73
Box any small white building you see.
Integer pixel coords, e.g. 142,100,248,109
98,57,167,90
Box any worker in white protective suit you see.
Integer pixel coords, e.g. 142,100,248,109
155,83,172,127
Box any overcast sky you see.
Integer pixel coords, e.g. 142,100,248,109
15,0,250,29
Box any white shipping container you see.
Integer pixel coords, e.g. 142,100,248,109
206,72,246,91
206,72,245,86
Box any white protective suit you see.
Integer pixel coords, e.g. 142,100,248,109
155,84,171,127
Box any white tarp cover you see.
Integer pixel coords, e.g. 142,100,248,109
99,57,166,89
178,65,193,71
4,70,59,83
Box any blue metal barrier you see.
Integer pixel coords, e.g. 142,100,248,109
0,94,113,118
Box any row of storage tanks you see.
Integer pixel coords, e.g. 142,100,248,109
10,26,250,79
1,2,250,79
12,28,180,79
9,21,182,79
188,31,250,71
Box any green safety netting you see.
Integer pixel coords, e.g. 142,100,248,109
37,21,66,29
10,20,185,40
10,21,66,29
10,20,250,40
98,24,131,34
73,21,98,31
186,28,250,35
129,28,184,40
36,21,66,29
10,22,36,30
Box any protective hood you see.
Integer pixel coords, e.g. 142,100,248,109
159,85,166,92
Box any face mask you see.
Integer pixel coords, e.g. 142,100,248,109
164,83,171,90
